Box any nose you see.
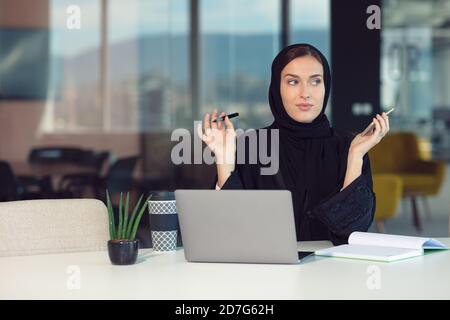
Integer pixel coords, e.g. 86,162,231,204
298,84,310,100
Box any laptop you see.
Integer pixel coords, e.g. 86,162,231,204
175,190,308,264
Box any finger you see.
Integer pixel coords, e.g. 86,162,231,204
379,113,387,133
217,112,226,130
376,114,387,135
382,112,390,131
372,117,381,139
204,112,210,130
210,109,218,129
382,113,389,135
203,112,210,129
224,114,235,131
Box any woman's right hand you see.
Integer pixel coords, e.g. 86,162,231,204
197,108,237,166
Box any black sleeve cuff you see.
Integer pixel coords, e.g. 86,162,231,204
210,169,244,190
312,173,375,239
221,170,244,189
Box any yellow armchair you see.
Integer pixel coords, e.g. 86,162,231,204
372,174,403,233
369,132,446,232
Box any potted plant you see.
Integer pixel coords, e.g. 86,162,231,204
106,191,151,265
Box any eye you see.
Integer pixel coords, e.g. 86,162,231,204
287,79,298,86
310,78,322,86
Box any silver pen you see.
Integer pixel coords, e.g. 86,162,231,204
361,107,395,136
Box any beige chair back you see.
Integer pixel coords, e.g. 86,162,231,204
0,199,109,257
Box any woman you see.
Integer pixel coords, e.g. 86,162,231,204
197,43,389,245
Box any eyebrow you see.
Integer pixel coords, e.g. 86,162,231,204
284,73,323,79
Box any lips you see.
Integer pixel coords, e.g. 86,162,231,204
295,103,313,111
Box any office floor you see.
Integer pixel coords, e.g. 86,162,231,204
369,163,450,237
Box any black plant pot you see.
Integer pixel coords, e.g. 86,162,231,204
107,240,139,265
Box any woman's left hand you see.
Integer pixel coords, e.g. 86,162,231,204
349,112,390,158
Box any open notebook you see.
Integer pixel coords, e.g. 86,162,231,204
315,232,449,262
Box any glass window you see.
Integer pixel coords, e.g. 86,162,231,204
290,0,330,59
46,0,189,133
381,0,435,130
0,29,49,100
47,0,101,132
108,0,189,132
381,0,450,157
290,0,330,118
200,0,280,129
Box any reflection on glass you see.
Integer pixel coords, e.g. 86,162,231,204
47,0,189,133
380,0,449,145
381,0,450,156
109,0,189,132
290,0,330,118
200,0,280,129
381,27,432,122
290,0,330,59
47,0,101,132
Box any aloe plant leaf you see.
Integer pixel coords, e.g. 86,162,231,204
117,192,123,239
129,195,151,240
125,194,144,239
106,190,116,240
122,192,130,239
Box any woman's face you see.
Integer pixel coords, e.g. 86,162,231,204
280,55,325,123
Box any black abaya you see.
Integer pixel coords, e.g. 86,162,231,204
212,44,375,245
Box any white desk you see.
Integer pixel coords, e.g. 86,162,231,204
1,240,450,299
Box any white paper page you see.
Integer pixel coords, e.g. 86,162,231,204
315,244,423,262
348,232,430,250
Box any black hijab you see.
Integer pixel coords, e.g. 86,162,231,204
266,43,351,240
